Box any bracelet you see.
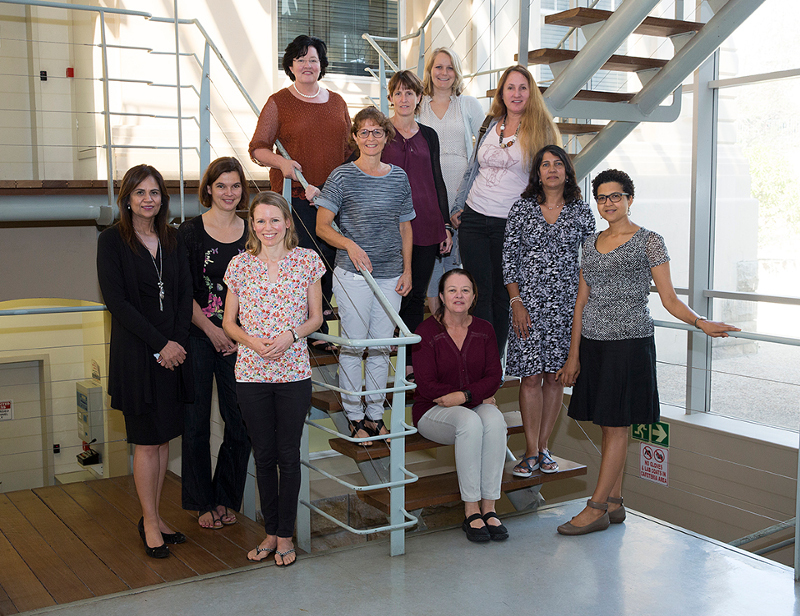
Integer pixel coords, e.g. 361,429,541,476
289,329,299,343
509,296,523,307
694,316,706,328
444,224,455,234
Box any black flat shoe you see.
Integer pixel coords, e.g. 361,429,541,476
482,512,509,541
138,517,170,558
161,530,186,544
462,513,491,543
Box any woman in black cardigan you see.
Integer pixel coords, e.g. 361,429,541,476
97,164,193,559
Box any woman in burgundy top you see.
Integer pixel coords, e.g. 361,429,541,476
412,269,507,542
382,70,451,375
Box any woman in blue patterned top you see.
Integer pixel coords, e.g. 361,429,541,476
555,169,738,536
178,157,250,530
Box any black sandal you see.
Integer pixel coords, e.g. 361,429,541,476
350,419,373,447
365,418,391,444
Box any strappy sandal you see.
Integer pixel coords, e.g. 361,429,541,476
219,506,237,525
557,499,610,536
365,418,391,444
350,419,373,447
607,496,626,524
275,548,296,567
538,449,559,474
247,544,276,562
198,509,223,529
512,454,539,478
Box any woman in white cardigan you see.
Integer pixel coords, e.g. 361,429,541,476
418,47,484,315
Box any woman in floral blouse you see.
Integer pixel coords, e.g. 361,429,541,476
222,191,324,566
178,157,250,530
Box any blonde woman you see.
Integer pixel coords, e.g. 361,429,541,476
450,65,560,353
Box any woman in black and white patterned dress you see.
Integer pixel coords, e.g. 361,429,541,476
502,145,595,478
555,169,738,536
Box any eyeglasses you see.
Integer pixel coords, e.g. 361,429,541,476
356,128,386,139
596,192,629,205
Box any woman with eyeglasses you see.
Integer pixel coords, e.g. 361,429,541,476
249,35,350,354
382,70,451,379
555,169,739,536
308,107,414,445
502,145,595,479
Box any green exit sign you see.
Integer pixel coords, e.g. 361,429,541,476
631,421,669,448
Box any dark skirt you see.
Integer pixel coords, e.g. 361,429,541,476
567,335,659,427
124,365,184,445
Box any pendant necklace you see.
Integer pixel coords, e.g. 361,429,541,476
499,116,521,148
293,82,321,99
137,231,164,311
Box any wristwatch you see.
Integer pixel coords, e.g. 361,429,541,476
462,389,473,404
289,329,299,343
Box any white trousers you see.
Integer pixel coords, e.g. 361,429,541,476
333,267,402,421
417,403,507,502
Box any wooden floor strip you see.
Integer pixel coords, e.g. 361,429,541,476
6,490,128,597
0,524,54,613
0,495,93,605
0,582,20,616
32,485,164,589
85,477,230,576
61,483,196,583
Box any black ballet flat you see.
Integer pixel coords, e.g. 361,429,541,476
162,530,186,545
138,517,170,558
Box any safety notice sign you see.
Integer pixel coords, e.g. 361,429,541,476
639,443,668,486
0,400,12,421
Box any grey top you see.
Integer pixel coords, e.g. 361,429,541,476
316,162,416,278
581,227,670,341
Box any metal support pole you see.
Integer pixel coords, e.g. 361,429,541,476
390,344,408,556
517,0,530,71
173,0,185,222
199,42,211,177
379,55,389,115
795,431,800,579
417,28,425,78
298,421,311,554
98,11,115,225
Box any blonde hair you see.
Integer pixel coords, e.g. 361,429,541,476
489,65,561,167
422,47,466,97
245,191,299,255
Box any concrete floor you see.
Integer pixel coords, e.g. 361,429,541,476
27,499,800,616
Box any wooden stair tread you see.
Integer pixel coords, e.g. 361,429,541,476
557,122,604,135
486,87,634,103
311,377,522,413
329,410,524,462
545,7,704,38
358,456,587,513
521,48,667,73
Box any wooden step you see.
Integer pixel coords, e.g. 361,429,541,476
486,87,635,103
518,48,668,73
545,7,704,38
311,376,522,414
329,410,524,462
557,122,603,135
358,455,587,513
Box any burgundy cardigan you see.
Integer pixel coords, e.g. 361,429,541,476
411,316,503,425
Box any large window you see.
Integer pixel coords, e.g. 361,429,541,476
278,0,398,78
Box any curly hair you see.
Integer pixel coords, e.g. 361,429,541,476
591,169,635,199
282,35,328,82
349,107,395,157
521,145,582,204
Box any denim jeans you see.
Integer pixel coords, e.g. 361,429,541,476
458,205,510,353
237,379,310,538
181,335,251,513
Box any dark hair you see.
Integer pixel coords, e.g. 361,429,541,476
387,70,424,114
246,191,299,255
199,157,249,209
592,169,635,199
521,145,582,203
282,35,328,81
435,268,478,322
350,107,396,156
117,164,175,253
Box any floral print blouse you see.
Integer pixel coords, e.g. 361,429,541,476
224,248,325,383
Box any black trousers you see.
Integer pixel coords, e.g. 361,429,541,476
458,205,509,354
399,243,439,362
236,379,310,538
